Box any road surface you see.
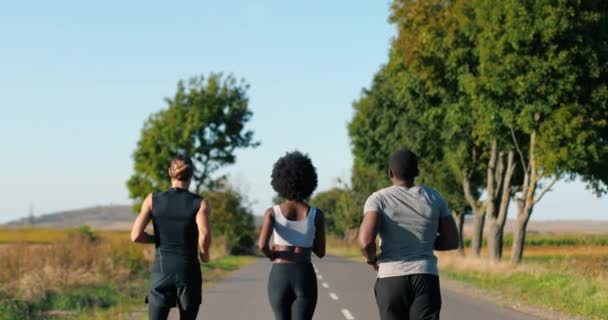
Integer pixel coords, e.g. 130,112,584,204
169,256,542,320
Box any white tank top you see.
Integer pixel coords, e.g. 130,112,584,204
272,205,317,248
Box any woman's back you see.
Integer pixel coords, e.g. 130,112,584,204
151,187,202,273
272,205,317,248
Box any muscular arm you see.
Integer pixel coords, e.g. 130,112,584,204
257,208,275,260
130,194,155,244
358,211,380,266
196,199,212,262
434,215,459,251
312,209,326,258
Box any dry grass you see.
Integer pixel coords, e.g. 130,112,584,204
0,228,247,319
0,238,149,301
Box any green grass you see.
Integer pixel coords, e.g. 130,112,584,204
202,255,257,286
441,267,608,320
325,234,608,320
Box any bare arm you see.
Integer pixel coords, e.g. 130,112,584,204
196,199,212,262
257,208,275,260
130,194,155,244
312,209,326,258
434,215,459,251
358,211,380,268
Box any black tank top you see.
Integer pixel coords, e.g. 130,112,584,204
151,187,202,273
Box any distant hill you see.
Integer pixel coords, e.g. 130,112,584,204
462,216,608,235
3,205,135,230
5,205,605,234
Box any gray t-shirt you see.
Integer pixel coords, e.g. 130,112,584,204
363,185,449,278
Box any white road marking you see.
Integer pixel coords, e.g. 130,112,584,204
329,292,339,300
341,308,355,320
316,274,323,280
321,282,329,288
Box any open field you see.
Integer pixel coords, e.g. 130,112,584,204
0,228,254,320
0,228,131,244
326,234,608,320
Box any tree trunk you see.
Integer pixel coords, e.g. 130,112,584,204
487,220,503,262
487,150,515,262
471,211,485,257
511,210,530,264
453,211,466,256
511,124,539,264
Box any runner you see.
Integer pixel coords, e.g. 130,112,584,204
358,148,459,320
257,151,326,320
131,155,211,320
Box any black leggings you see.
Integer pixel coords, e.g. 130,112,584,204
149,305,199,320
268,262,318,320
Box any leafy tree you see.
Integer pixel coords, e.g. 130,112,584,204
309,188,346,236
350,0,486,255
203,184,256,254
469,0,608,263
127,73,260,211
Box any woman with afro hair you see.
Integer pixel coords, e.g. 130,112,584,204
257,151,326,320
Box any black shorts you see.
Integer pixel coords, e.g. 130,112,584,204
146,271,202,310
374,274,441,320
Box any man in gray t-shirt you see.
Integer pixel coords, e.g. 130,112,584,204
358,149,459,320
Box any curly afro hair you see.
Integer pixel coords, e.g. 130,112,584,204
271,151,318,201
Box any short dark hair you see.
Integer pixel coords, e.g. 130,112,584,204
271,151,318,201
389,149,419,180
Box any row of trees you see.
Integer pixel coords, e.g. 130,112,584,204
127,73,258,254
126,1,607,262
344,0,607,263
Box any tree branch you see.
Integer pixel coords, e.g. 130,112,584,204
534,176,559,204
510,126,528,173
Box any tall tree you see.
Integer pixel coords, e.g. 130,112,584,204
389,0,488,256
127,73,260,211
470,0,608,263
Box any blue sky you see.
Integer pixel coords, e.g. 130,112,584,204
0,1,605,222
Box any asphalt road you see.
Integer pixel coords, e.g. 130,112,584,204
169,256,542,320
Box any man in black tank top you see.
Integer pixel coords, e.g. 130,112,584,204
131,155,211,320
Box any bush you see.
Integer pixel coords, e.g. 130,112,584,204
67,225,97,243
203,185,256,254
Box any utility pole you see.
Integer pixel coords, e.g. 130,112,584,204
28,202,35,225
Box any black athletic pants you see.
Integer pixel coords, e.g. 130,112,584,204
148,305,199,320
147,271,202,320
374,274,441,320
268,262,318,320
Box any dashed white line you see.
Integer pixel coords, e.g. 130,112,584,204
316,275,323,280
329,292,339,300
341,308,355,320
321,282,329,288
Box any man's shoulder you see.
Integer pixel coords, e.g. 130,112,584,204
375,185,398,195
419,185,440,195
418,185,446,203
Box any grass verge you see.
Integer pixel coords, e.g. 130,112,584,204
439,254,607,320
325,235,607,320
